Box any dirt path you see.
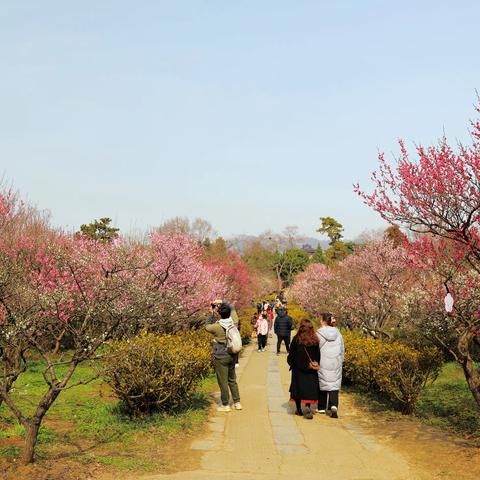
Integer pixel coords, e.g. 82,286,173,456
139,340,480,480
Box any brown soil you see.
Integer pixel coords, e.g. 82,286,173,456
0,435,24,449
0,458,108,480
343,393,480,480
0,410,207,480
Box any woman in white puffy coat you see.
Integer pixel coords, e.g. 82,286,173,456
316,312,344,418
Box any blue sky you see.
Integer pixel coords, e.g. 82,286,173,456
1,1,479,240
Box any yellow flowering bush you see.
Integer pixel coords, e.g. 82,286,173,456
343,330,442,413
238,307,256,344
343,330,383,390
283,303,310,328
104,331,212,417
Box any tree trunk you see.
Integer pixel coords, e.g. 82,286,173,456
19,385,62,464
462,361,480,406
21,420,41,464
457,326,480,407
52,328,66,355
2,356,79,465
0,372,18,410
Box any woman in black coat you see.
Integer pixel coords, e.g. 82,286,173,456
287,319,320,419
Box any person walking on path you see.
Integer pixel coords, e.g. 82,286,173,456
205,302,242,412
316,312,345,418
287,319,320,419
274,307,293,355
266,306,274,337
255,313,269,352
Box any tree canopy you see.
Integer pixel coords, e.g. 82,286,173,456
274,247,310,287
317,217,344,245
79,217,119,242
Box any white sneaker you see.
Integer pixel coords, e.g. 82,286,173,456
257,349,262,353
235,363,240,368
316,409,326,414
233,402,243,410
330,406,338,418
217,405,231,412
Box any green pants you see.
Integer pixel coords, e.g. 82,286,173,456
214,355,240,405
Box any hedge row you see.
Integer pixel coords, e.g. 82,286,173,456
343,330,443,414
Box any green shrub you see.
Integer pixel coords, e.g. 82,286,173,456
343,330,443,414
103,331,212,417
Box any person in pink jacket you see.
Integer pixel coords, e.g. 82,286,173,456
255,313,269,352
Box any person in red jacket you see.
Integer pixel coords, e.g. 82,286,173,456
266,307,274,336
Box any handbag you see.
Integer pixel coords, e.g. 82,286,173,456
304,346,319,371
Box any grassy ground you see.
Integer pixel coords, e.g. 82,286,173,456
415,362,480,440
346,362,480,444
0,359,217,479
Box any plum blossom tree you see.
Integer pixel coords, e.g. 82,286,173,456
291,239,410,337
355,102,480,405
290,263,335,317
399,235,480,405
144,232,228,331
0,190,54,405
203,237,255,307
334,239,410,336
206,251,253,308
0,193,228,464
0,232,154,463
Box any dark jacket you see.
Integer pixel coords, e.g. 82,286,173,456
274,309,293,337
287,337,320,402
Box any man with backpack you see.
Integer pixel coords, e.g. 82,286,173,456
210,299,241,367
206,302,242,412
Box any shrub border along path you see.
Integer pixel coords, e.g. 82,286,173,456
143,338,430,480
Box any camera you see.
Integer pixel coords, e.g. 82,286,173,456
211,299,222,310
